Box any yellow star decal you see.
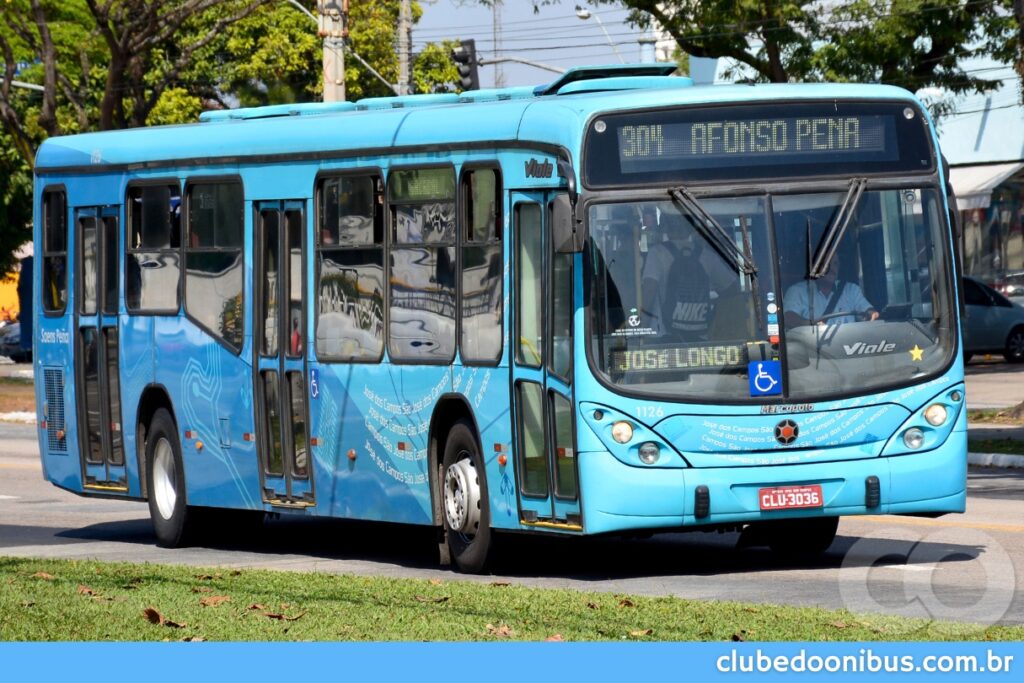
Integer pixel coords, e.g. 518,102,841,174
909,345,924,362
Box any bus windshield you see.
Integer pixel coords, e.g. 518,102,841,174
588,187,955,402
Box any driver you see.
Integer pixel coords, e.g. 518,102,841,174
783,259,878,326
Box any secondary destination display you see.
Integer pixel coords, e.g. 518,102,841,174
584,101,933,187
611,343,747,373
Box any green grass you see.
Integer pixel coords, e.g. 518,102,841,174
967,408,1024,425
968,438,1024,456
2,557,1022,642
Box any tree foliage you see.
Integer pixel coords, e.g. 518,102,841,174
515,1,1015,100
0,0,461,272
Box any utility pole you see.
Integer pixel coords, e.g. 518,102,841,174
492,0,504,88
318,0,348,102
398,0,412,95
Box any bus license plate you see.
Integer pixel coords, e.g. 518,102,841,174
759,485,823,510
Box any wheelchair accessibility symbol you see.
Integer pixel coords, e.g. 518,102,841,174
748,360,782,396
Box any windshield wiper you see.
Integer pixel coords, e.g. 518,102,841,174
669,186,757,275
809,177,867,279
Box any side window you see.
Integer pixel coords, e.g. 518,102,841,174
42,188,68,314
515,203,543,367
185,181,244,350
460,168,502,363
963,279,989,307
316,174,385,361
126,184,181,312
549,201,572,380
388,167,456,362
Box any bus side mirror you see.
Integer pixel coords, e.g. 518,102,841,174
552,194,582,253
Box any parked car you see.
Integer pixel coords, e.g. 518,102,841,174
0,322,30,363
963,277,1024,363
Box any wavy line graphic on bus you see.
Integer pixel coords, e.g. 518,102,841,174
314,387,342,476
695,402,904,461
180,345,255,508
364,439,428,486
366,404,430,438
365,417,427,462
362,374,448,415
121,342,150,412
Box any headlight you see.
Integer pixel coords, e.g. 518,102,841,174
924,403,948,427
638,442,660,465
903,427,925,449
611,421,634,444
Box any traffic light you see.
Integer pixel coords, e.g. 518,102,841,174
451,39,479,92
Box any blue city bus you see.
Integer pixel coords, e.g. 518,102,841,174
33,65,966,572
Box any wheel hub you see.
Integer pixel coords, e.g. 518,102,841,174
152,438,177,521
444,457,481,535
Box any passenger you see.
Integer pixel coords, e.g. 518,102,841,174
639,204,658,253
641,212,712,340
783,258,878,326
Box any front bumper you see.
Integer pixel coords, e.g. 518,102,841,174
578,428,967,534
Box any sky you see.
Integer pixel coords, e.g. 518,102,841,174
413,1,649,89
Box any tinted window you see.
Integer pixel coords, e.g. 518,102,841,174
389,168,457,362
185,181,244,350
316,174,385,362
42,189,68,314
127,184,181,312
964,279,989,306
460,168,502,363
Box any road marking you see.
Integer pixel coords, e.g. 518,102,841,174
0,494,18,500
0,462,40,470
858,515,1024,534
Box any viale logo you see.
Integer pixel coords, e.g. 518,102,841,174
843,340,896,356
525,158,554,178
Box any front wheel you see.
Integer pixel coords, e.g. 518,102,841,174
146,408,198,547
1004,327,1024,363
441,420,492,573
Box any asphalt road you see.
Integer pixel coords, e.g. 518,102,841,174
964,358,1024,409
1,421,1021,627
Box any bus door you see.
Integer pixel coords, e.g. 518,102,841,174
253,200,314,506
74,205,127,492
510,192,581,528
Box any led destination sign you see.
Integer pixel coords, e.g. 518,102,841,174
612,343,746,373
585,101,934,187
618,116,885,164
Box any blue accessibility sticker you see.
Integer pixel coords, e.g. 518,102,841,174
767,313,778,324
310,368,320,400
748,360,782,396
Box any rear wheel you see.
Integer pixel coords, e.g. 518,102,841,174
1004,327,1024,363
764,516,839,559
441,420,492,573
146,408,198,547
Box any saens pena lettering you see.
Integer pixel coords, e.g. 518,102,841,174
690,117,861,155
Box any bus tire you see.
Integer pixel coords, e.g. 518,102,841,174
441,420,492,573
766,516,838,558
145,408,197,547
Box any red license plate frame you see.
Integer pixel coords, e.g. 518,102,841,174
758,484,824,511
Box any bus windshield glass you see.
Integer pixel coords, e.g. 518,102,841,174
588,188,955,401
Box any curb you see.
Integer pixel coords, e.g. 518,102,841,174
968,452,1024,469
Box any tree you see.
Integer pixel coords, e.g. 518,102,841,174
0,0,464,271
503,1,1014,101
0,126,31,276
